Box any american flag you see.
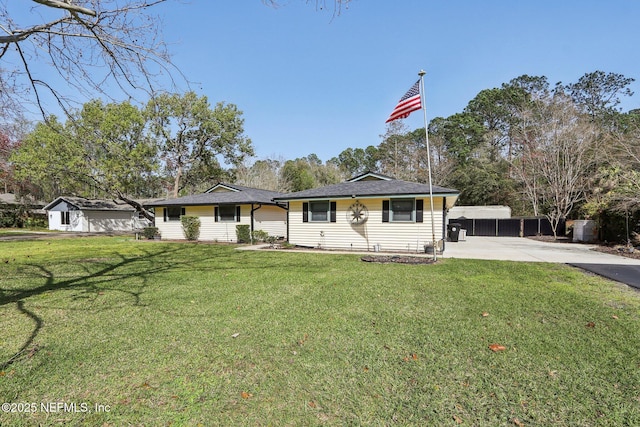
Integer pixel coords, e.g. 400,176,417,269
386,80,421,123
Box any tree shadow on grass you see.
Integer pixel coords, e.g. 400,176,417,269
0,245,197,370
0,242,348,370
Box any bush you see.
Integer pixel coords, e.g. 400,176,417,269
142,226,159,239
251,229,269,242
181,216,201,241
236,224,251,243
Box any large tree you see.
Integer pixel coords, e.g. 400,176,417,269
146,91,253,197
511,94,598,237
235,157,288,192
333,146,379,177
563,71,635,121
11,100,159,216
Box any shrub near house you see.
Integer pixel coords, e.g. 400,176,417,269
145,183,287,242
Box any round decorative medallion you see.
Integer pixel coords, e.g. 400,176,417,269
347,201,369,224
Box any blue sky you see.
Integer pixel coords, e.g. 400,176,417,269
16,1,640,163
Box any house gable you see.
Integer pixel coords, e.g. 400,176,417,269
348,171,393,182
43,197,80,212
205,183,241,193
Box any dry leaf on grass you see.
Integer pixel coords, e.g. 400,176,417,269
241,391,253,399
489,343,507,352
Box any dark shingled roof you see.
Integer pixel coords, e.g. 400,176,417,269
144,183,286,207
274,179,459,201
44,196,162,211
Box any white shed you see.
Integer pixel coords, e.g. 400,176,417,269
448,205,512,219
44,197,153,232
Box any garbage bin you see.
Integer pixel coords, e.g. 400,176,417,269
447,223,461,242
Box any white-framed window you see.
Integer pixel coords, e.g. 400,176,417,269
61,211,70,225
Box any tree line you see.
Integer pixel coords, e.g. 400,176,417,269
238,71,640,240
1,70,639,241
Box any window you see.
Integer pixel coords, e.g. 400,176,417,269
302,201,336,223
215,205,241,222
165,207,184,221
310,201,329,222
61,211,70,225
383,199,420,223
391,199,414,222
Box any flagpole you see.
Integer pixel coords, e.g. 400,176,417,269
419,70,437,261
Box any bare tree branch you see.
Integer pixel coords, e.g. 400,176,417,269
1,0,180,119
32,0,97,17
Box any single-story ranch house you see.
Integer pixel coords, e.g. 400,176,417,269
273,172,459,252
44,196,155,232
145,183,287,242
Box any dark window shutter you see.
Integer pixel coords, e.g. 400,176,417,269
163,208,167,222
214,207,219,222
236,206,241,222
181,207,186,216
416,199,424,223
330,201,336,222
382,200,389,222
302,202,309,223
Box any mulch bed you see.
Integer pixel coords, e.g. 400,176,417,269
593,245,640,260
361,255,436,264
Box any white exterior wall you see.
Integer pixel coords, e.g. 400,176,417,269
47,199,151,232
155,205,256,242
287,198,445,252
47,201,86,232
254,205,287,238
448,205,511,219
85,210,138,232
47,209,85,232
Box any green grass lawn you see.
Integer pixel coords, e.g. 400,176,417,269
1,237,639,426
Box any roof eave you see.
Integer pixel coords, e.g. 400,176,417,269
275,191,460,202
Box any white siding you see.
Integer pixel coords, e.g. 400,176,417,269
254,205,287,238
287,198,445,252
155,208,184,240
47,205,85,232
48,211,63,231
155,205,253,242
86,210,136,232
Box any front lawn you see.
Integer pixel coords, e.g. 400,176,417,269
1,237,639,426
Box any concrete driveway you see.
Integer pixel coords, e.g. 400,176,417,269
443,236,640,290
442,236,640,265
